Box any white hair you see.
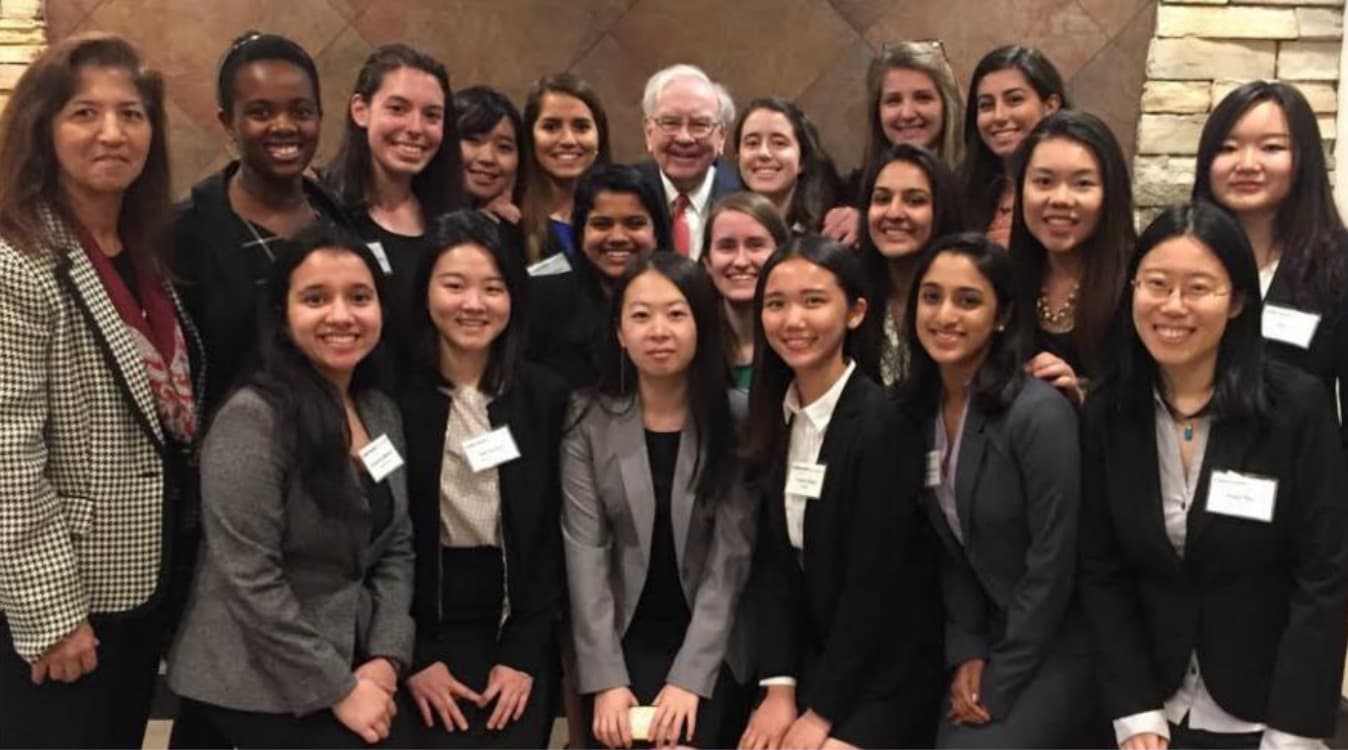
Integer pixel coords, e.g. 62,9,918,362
641,63,735,126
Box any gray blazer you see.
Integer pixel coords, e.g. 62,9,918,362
167,387,415,716
561,391,756,698
922,377,1088,720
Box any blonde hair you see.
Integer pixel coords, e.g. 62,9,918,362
863,40,963,172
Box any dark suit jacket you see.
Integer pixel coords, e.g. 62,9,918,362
1079,361,1348,737
1263,242,1348,447
635,158,743,227
526,262,608,391
921,378,1089,721
750,371,941,725
401,364,570,680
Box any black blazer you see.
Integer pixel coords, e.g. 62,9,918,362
750,371,941,725
920,378,1088,720
526,262,609,391
1079,361,1348,737
1263,242,1348,447
635,158,743,227
401,363,570,679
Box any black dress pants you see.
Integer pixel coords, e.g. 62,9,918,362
0,607,164,749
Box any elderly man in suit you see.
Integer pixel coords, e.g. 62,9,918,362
638,64,743,260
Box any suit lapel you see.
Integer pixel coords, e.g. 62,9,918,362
55,246,164,452
954,404,988,545
1118,406,1182,569
1187,415,1261,554
805,374,865,558
616,402,655,570
670,418,698,580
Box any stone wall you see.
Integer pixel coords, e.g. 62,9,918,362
1135,0,1344,220
0,0,47,113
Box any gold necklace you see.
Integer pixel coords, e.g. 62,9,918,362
1036,284,1078,332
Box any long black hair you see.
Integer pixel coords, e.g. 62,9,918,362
896,232,1028,418
455,85,526,208
1009,110,1135,376
249,222,389,505
960,45,1068,232
408,210,528,395
856,143,964,380
1193,80,1347,311
324,43,463,219
1100,202,1268,423
733,97,844,233
593,253,735,502
742,234,873,482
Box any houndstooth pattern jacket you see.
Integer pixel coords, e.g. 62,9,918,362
0,204,204,661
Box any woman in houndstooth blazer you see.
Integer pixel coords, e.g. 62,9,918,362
0,34,205,749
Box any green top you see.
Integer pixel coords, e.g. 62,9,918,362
732,364,753,392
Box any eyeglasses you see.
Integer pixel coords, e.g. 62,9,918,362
1132,276,1232,303
649,115,720,139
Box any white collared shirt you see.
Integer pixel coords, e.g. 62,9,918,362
780,360,856,552
658,165,716,260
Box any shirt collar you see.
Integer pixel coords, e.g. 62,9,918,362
782,360,857,429
659,163,717,215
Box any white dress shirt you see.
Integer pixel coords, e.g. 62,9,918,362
759,361,857,689
1110,394,1322,750
658,165,716,260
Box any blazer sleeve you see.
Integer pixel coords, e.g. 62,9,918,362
805,410,919,723
978,390,1081,719
941,550,991,667
497,377,568,677
361,403,416,670
200,392,356,715
0,248,89,661
560,401,630,694
667,473,759,698
1264,385,1348,736
747,479,801,681
1077,401,1165,721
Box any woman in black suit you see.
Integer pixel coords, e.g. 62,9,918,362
1080,202,1348,750
399,211,568,748
527,163,671,390
738,235,942,749
897,233,1097,747
1192,81,1348,448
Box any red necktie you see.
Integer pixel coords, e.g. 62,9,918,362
671,193,691,256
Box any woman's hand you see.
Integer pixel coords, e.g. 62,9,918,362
1121,732,1169,750
650,683,699,747
821,207,861,246
355,657,399,694
948,658,991,726
333,675,398,744
592,686,639,748
1026,351,1084,405
484,197,522,225
780,709,831,750
739,685,798,749
30,621,98,684
481,663,533,730
405,661,483,732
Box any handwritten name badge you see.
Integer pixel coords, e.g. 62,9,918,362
786,462,827,500
1262,305,1320,350
925,450,942,489
365,241,394,275
462,426,521,473
1207,470,1277,523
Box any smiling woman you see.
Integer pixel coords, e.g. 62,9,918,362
173,31,353,416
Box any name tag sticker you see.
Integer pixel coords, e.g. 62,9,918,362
1262,305,1320,349
462,426,521,473
358,434,404,482
365,241,394,275
786,462,827,499
925,450,942,489
629,706,656,742
1207,470,1277,523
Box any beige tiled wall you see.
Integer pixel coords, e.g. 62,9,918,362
45,0,1156,199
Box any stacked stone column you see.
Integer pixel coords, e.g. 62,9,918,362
0,0,45,113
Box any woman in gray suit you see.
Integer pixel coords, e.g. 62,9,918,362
897,233,1098,747
562,252,756,748
167,225,415,748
